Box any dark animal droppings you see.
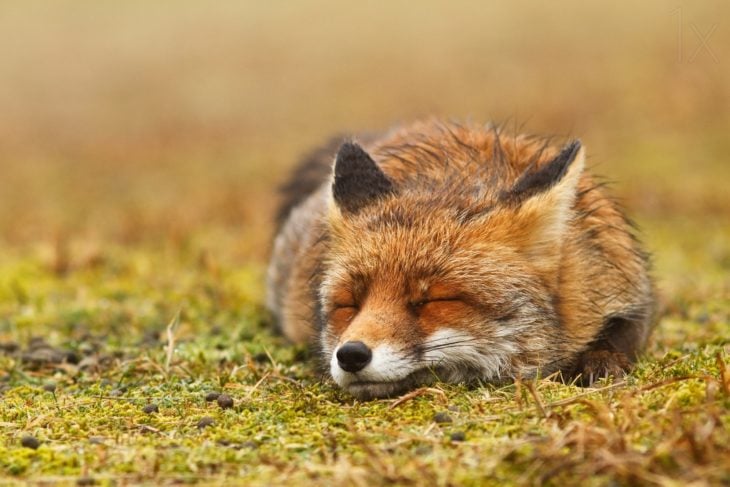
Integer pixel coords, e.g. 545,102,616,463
433,412,453,424
65,351,81,364
21,435,40,449
142,404,159,414
450,431,466,442
253,352,269,363
0,341,19,353
217,394,234,409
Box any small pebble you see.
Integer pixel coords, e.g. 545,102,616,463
205,392,220,402
0,341,19,353
197,416,215,429
28,337,49,350
88,436,106,445
253,352,269,363
241,440,258,449
65,351,81,364
21,435,40,449
43,383,57,393
78,356,100,370
217,393,234,409
142,404,159,414
217,439,258,449
450,431,466,442
433,412,453,424
414,445,433,455
21,348,67,368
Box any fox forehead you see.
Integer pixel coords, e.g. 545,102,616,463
330,210,480,263
325,219,525,289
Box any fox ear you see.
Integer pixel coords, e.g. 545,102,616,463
500,140,584,207
500,141,585,276
332,142,394,214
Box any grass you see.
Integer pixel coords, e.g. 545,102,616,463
0,1,729,485
0,218,728,486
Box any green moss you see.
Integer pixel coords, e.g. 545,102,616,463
0,218,728,485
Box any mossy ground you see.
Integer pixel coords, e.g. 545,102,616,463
1,218,728,486
1,2,729,485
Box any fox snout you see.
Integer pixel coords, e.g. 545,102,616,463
328,338,430,400
327,323,511,400
328,314,410,385
335,341,372,373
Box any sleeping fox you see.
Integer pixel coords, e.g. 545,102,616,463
266,120,654,400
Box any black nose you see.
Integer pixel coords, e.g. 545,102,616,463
336,341,372,373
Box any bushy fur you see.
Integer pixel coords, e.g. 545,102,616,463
267,120,654,400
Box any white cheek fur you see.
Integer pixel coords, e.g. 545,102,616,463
420,328,513,381
328,327,516,387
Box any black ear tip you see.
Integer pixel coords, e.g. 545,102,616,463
332,140,394,213
335,142,367,169
338,141,362,154
563,139,582,159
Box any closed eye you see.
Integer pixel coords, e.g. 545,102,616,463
329,304,359,329
329,303,359,320
411,297,462,309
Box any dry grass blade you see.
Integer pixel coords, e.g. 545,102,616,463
389,387,447,410
525,381,548,418
636,375,700,393
547,381,626,408
245,371,272,399
164,310,181,374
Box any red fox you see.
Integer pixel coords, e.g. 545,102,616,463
267,120,654,400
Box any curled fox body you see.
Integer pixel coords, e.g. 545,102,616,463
267,120,654,400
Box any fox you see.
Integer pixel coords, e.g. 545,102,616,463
266,119,655,400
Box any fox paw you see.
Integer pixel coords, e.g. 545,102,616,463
571,350,631,387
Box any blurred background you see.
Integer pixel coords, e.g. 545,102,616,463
0,1,728,294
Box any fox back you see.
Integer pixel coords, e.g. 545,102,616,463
267,120,654,399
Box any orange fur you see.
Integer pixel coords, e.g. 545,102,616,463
267,119,655,399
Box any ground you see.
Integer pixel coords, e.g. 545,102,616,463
0,2,729,486
0,219,728,486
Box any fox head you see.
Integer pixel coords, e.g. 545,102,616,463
319,138,586,399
